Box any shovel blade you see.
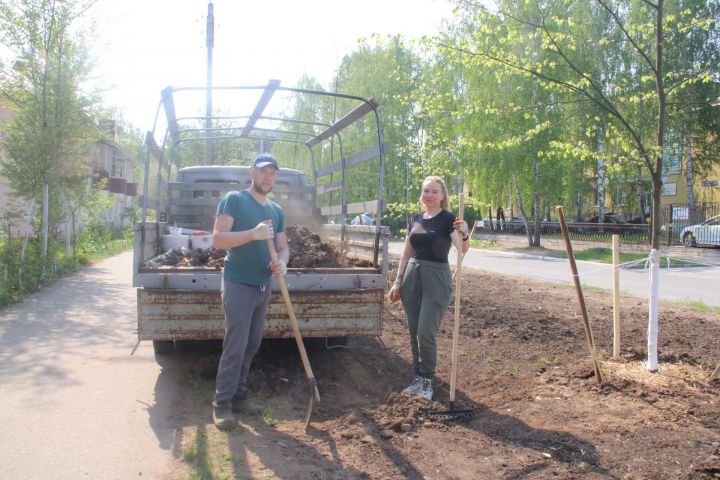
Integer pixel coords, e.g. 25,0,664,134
302,377,318,432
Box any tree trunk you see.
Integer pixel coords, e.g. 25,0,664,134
685,133,695,222
532,156,541,247
513,172,532,247
597,134,606,223
635,166,646,223
576,186,583,222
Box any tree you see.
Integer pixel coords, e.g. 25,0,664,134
442,0,720,250
0,0,98,264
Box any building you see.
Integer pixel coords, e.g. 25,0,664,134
0,101,139,236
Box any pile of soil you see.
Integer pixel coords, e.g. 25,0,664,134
147,247,226,269
148,225,373,269
171,266,720,479
286,225,373,268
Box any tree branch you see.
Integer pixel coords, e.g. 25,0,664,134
596,0,657,74
493,98,590,114
663,15,716,40
666,60,720,94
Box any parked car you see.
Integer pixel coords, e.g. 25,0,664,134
680,215,720,247
581,213,630,234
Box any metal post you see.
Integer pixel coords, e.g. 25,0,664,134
205,2,214,165
612,234,620,358
667,203,673,246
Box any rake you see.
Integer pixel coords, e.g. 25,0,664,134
427,192,477,421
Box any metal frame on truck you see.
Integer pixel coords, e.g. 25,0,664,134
133,81,391,351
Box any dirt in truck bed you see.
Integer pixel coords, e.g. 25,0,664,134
149,225,372,269
165,265,720,480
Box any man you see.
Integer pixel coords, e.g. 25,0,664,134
351,212,373,225
211,153,290,429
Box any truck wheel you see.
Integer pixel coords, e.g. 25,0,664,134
153,340,174,355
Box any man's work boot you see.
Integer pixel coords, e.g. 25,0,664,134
213,403,236,430
232,391,265,416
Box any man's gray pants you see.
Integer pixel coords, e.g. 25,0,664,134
399,258,452,379
214,278,271,407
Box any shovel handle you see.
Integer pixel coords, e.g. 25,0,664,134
267,238,321,402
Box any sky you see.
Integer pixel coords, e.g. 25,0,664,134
87,0,455,131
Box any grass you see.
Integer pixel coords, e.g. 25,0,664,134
468,238,499,249
181,426,235,480
533,246,696,267
83,237,133,262
673,298,720,314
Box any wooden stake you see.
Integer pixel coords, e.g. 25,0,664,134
557,206,603,385
612,234,621,358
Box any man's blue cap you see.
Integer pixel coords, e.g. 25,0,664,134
252,153,279,169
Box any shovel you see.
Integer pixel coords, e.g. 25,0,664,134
267,239,320,431
428,192,476,421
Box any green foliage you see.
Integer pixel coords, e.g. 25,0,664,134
382,202,418,236
0,227,131,307
382,196,484,236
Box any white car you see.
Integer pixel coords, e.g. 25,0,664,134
680,215,720,247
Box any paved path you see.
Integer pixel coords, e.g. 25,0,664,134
389,241,720,307
0,251,181,479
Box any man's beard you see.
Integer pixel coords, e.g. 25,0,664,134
252,182,272,195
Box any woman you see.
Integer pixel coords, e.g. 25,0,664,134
388,176,469,400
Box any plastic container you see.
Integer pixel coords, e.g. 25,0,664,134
162,234,190,251
190,232,213,250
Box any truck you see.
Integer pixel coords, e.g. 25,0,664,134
132,81,391,354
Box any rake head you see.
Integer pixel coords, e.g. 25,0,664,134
427,401,477,421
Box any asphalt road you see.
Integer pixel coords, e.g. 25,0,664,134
389,242,720,307
0,251,181,479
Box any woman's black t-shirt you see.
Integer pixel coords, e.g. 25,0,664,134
408,210,457,263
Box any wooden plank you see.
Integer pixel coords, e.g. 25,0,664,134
316,180,342,196
320,200,384,216
306,98,379,148
169,198,316,209
241,79,281,138
316,144,382,179
168,182,315,195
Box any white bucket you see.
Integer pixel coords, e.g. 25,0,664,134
162,234,190,251
191,234,213,250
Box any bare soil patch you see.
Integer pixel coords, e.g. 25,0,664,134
164,260,720,479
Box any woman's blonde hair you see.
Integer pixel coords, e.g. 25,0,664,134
419,176,449,211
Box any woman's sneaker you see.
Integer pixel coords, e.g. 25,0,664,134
417,377,433,400
402,375,424,396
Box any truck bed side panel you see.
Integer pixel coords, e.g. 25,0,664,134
137,288,383,339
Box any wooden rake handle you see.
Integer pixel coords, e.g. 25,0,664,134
267,239,321,402
450,193,465,406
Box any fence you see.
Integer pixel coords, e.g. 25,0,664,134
483,219,651,244
662,203,720,246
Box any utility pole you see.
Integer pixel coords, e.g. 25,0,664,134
205,1,214,165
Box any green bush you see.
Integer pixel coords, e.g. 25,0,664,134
381,196,485,237
0,226,131,308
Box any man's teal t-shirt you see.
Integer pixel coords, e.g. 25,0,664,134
216,189,285,286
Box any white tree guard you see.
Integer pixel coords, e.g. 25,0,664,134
647,249,660,372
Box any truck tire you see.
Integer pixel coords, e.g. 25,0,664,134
153,340,174,355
